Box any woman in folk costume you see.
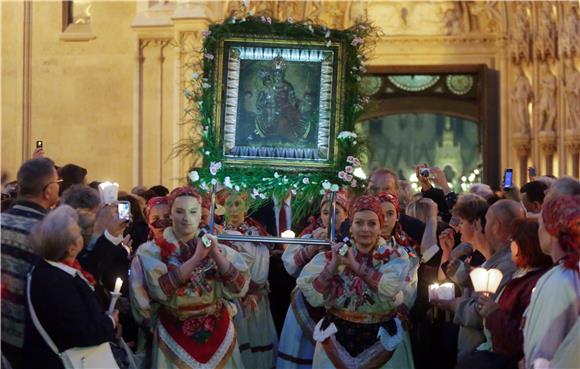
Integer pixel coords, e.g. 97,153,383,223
297,195,413,369
129,196,171,364
218,190,278,369
523,195,580,369
277,190,349,369
135,187,250,369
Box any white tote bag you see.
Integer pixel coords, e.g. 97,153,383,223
27,270,120,369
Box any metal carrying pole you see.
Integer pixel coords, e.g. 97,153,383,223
328,191,336,241
206,185,331,246
216,233,330,246
208,184,216,233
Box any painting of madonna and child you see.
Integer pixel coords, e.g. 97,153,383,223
221,45,338,165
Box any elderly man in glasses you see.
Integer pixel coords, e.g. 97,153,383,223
1,157,61,369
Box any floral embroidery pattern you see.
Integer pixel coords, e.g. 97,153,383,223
182,314,219,343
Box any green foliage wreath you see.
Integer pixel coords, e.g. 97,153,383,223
176,10,378,220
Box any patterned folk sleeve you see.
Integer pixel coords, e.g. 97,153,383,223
296,252,332,308
129,252,151,325
217,244,250,299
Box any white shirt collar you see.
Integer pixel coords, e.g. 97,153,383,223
45,259,94,290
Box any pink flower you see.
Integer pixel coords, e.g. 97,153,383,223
345,174,353,182
182,318,203,336
351,179,358,188
345,166,353,174
346,156,355,164
351,37,364,46
209,161,221,176
352,158,361,166
302,177,310,184
202,317,216,332
201,30,211,38
287,16,294,24
338,171,347,180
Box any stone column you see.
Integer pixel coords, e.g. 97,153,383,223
539,131,557,175
513,134,531,185
565,130,580,178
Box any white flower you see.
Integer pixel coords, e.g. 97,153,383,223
302,177,310,184
191,72,199,79
337,131,358,140
188,170,200,182
242,0,250,8
234,185,240,192
202,82,211,89
274,172,280,179
224,176,233,188
291,189,297,196
319,189,326,195
322,181,331,190
287,16,294,24
252,188,260,197
204,53,214,60
308,25,314,33
325,30,331,38
330,184,339,192
325,40,332,47
209,161,221,176
200,181,209,191
204,151,210,155
211,178,217,185
258,193,267,200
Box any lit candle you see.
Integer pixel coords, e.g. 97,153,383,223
470,267,503,294
437,283,455,300
428,283,439,301
114,277,123,294
281,230,296,238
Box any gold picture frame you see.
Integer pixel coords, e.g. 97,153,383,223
214,37,345,170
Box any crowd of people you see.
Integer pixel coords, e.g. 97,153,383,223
1,154,578,369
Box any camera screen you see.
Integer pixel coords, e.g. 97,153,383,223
504,170,513,188
118,201,131,221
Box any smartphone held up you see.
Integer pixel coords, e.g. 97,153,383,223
117,201,131,222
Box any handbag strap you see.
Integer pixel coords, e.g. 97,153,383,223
26,267,62,356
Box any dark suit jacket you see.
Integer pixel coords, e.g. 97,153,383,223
78,234,130,295
23,260,115,369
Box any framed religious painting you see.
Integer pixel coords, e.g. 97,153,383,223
213,37,345,170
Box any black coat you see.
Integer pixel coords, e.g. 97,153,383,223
23,260,115,369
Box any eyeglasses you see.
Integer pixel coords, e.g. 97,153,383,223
42,179,63,191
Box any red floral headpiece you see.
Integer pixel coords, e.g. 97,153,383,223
349,195,384,227
377,192,400,217
542,195,580,270
321,189,350,212
168,187,202,210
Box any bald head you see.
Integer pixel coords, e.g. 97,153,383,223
485,199,526,248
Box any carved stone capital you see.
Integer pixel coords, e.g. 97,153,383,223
538,132,557,155
565,129,580,153
512,133,531,157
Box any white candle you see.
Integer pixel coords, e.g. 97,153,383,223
470,267,503,294
428,283,439,301
281,230,296,238
438,283,455,300
114,277,123,294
